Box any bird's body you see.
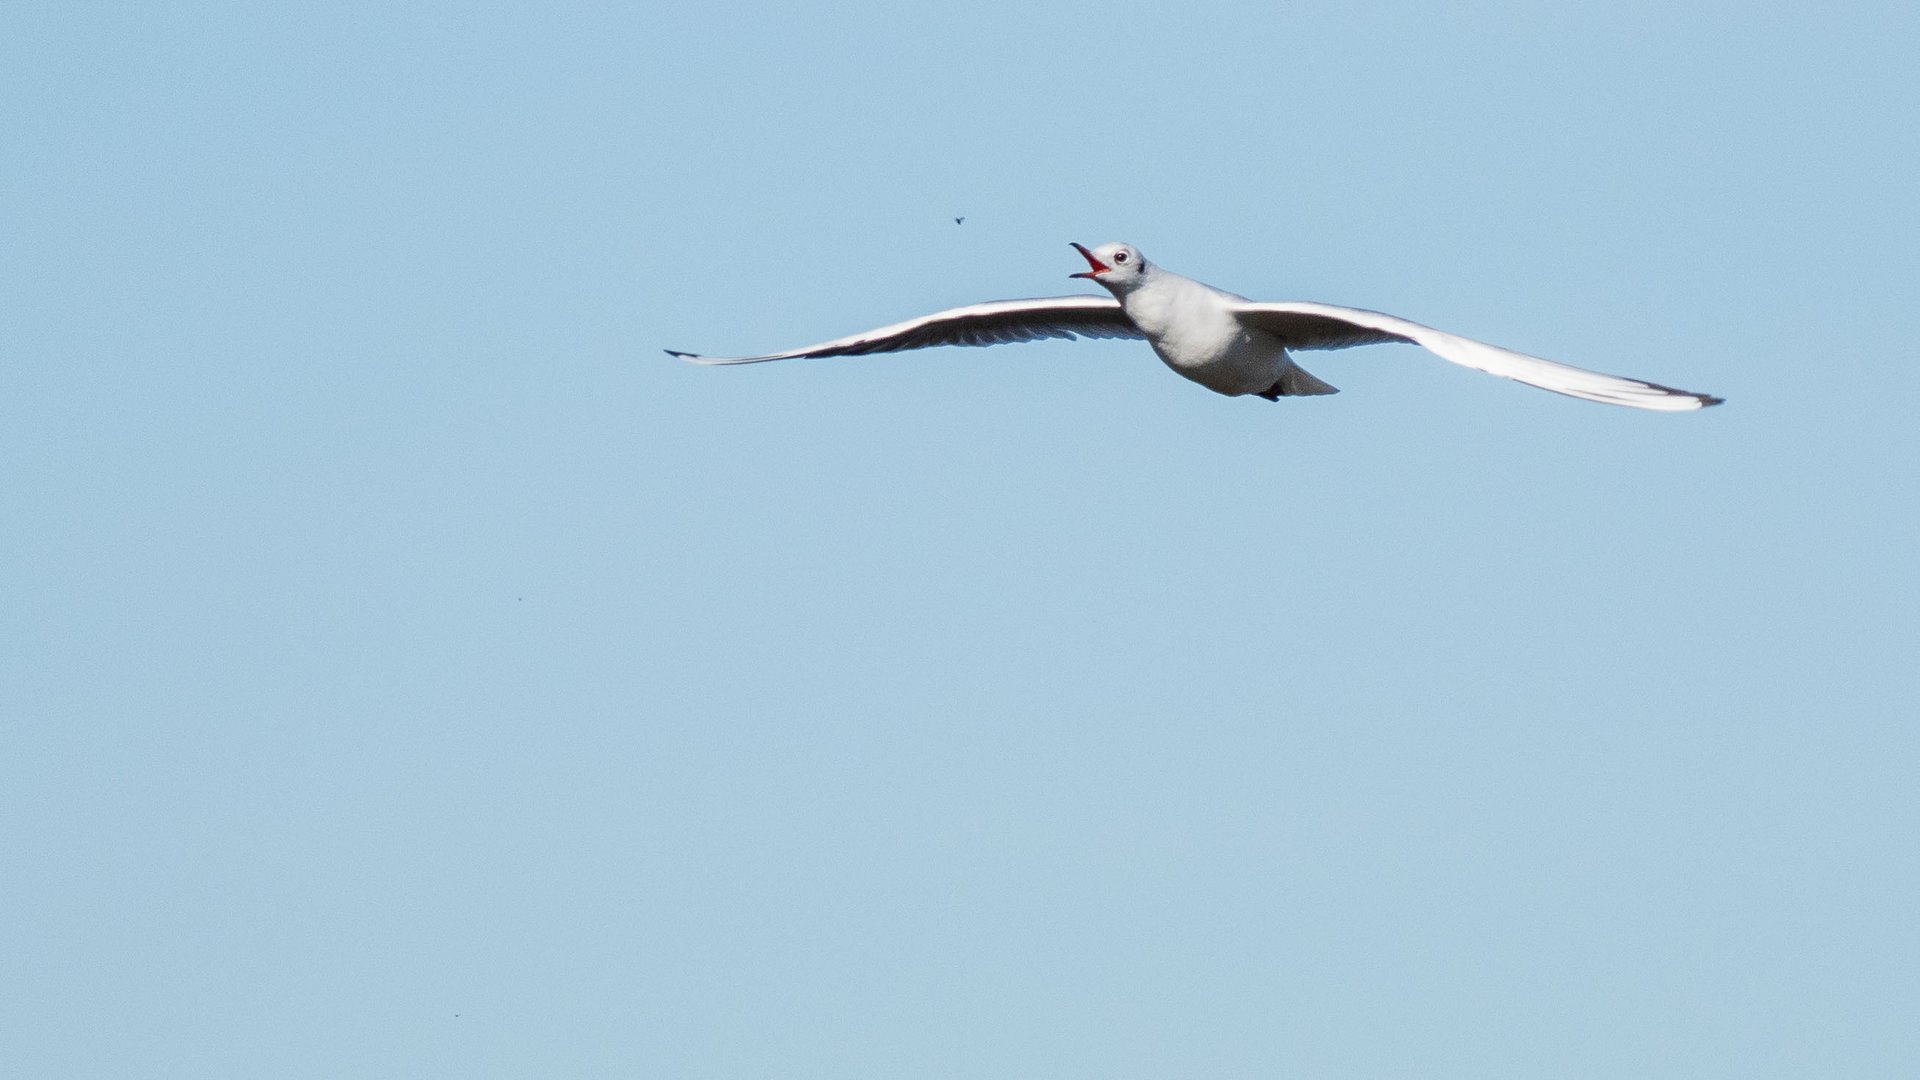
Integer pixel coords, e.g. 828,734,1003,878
669,243,1723,412
1114,266,1288,397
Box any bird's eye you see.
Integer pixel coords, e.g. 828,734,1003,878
1114,251,1129,264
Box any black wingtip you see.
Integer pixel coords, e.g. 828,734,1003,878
664,349,698,359
1698,394,1726,408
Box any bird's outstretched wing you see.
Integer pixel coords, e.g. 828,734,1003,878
1232,301,1722,411
667,296,1143,366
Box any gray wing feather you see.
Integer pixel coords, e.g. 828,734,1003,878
669,295,1142,365
1233,300,1722,412
1235,307,1416,350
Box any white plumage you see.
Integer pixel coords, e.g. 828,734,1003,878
669,242,1722,412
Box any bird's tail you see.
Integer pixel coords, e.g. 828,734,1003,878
1257,360,1340,400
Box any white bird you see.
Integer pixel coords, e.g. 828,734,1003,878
668,243,1722,411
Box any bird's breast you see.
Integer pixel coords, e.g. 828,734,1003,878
1123,282,1285,395
1125,284,1233,358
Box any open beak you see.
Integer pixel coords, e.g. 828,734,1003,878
1068,242,1110,279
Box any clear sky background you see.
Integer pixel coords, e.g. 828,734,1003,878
4,2,1917,1076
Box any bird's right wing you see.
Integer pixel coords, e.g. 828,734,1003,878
667,295,1143,365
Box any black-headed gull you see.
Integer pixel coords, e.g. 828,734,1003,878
669,243,1722,411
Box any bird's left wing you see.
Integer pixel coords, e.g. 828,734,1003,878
1232,300,1722,411
668,295,1142,366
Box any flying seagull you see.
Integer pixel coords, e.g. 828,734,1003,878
668,243,1722,411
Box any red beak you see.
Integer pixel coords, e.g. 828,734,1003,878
1069,242,1110,279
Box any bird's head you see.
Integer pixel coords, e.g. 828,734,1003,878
1069,241,1148,291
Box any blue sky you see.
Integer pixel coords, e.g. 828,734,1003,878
4,2,1917,1076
